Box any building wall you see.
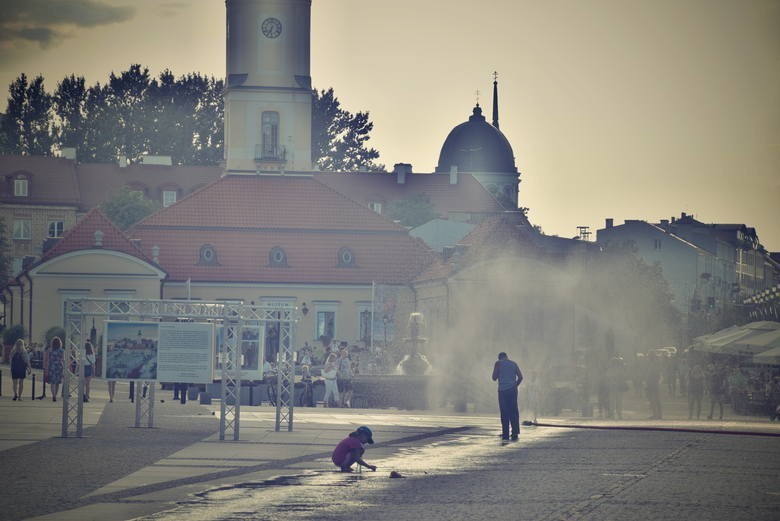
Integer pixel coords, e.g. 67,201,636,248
1,203,78,277
25,250,164,344
162,281,415,348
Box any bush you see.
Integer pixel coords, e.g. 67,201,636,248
44,326,66,347
2,324,25,346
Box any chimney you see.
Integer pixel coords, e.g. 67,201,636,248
94,230,104,247
393,163,412,184
141,155,173,166
118,155,128,168
681,212,687,219
660,219,669,226
605,218,614,229
449,165,458,185
61,147,77,160
151,245,160,264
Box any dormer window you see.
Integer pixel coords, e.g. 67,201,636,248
368,201,382,214
269,246,288,267
198,244,219,265
162,190,177,207
14,177,28,197
337,247,356,267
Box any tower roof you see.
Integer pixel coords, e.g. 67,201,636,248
435,105,517,174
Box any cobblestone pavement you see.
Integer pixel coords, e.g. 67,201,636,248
143,426,780,521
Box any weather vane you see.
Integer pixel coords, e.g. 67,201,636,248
474,89,480,106
493,70,499,82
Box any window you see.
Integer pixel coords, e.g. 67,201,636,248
162,190,177,207
368,201,382,214
359,309,372,343
337,247,355,267
198,244,219,265
14,178,28,196
48,221,64,238
269,246,288,267
314,302,339,342
12,219,31,240
261,111,280,159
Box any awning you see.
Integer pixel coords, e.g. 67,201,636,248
753,346,780,365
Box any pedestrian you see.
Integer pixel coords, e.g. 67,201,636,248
46,337,65,402
645,352,663,419
321,353,340,407
331,426,377,472
606,355,627,419
83,341,96,402
337,342,354,408
491,352,524,441
687,364,705,419
10,339,32,401
707,365,727,420
173,383,189,404
107,379,117,403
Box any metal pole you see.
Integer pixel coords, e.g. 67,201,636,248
31,373,35,400
370,281,375,353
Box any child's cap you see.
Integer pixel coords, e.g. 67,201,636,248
357,426,374,444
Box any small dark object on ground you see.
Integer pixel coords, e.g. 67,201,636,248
389,471,405,478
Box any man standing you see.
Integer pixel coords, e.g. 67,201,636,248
492,352,524,440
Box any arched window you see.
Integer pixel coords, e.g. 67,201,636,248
337,247,356,267
261,111,280,160
269,246,288,267
198,244,219,265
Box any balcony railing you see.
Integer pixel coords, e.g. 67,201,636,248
255,144,286,162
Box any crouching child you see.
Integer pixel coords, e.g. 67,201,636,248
332,426,377,472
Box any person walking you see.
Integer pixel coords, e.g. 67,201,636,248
10,339,32,401
46,337,65,402
83,341,96,402
646,353,663,419
492,352,524,441
687,364,706,419
337,343,354,408
707,365,727,420
321,353,340,407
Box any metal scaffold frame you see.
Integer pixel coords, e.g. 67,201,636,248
62,298,298,439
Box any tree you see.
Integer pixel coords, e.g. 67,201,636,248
2,68,381,170
0,74,54,155
53,74,87,149
312,88,384,172
386,193,438,228
101,187,160,230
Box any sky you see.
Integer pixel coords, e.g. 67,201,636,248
1,0,778,250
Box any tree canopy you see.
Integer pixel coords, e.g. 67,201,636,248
386,193,438,228
0,66,382,171
100,187,160,230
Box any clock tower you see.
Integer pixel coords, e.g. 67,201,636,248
224,0,313,173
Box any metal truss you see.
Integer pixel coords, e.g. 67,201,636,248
62,302,85,437
62,298,299,440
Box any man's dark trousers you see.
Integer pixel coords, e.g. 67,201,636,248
498,386,520,439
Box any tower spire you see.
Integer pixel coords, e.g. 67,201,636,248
491,71,500,129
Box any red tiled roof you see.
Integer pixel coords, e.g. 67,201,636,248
314,172,505,217
40,208,154,264
132,175,437,284
77,162,221,209
0,155,80,206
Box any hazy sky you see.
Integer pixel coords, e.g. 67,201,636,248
1,0,778,250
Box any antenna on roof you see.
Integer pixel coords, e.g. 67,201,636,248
492,71,500,129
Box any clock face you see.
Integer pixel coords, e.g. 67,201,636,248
261,17,282,38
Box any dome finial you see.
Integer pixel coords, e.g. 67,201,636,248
492,71,500,130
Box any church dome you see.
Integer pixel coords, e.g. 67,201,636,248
435,105,517,174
